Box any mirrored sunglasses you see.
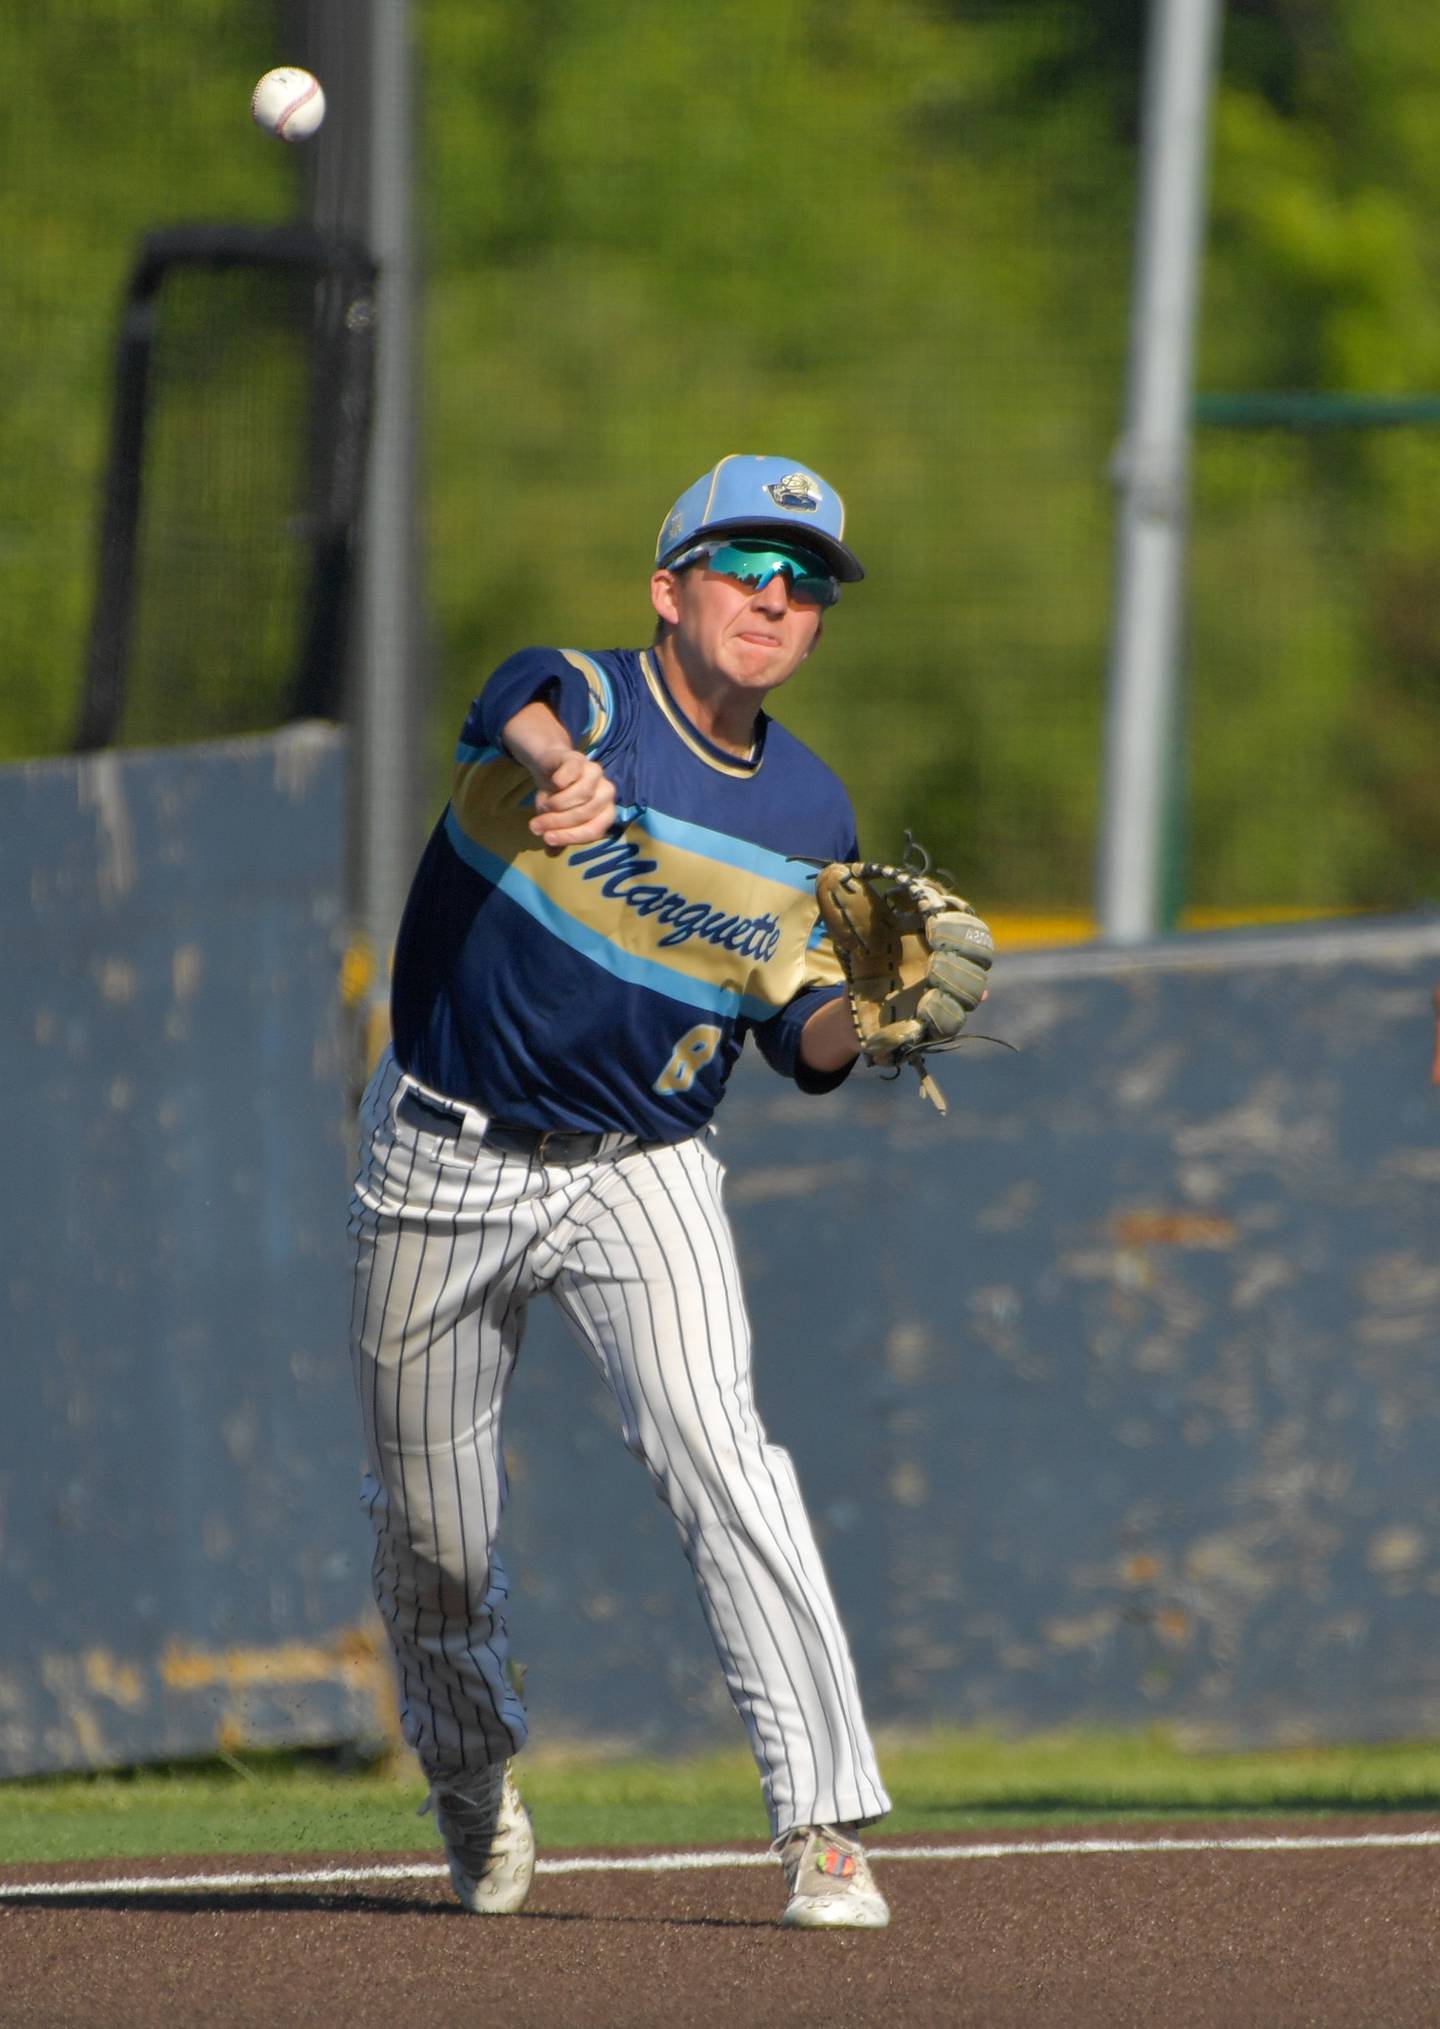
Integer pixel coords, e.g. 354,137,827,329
670,540,841,609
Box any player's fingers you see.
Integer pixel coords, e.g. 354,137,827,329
531,809,617,854
537,777,600,814
544,750,587,792
530,775,615,847
533,789,614,830
536,759,609,812
531,802,614,842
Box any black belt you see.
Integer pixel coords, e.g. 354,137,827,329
481,1122,632,1163
397,1089,635,1164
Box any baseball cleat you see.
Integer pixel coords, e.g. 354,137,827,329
776,1823,890,1929
423,1763,536,1915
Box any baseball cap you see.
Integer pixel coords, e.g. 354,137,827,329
655,455,864,582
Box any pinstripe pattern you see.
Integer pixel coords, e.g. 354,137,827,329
347,1049,890,1836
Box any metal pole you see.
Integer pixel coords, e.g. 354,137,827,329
297,0,428,1070
1097,0,1223,944
353,0,426,1060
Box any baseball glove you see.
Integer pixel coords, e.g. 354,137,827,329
812,839,995,1113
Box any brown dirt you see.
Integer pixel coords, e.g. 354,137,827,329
3,1819,1438,2028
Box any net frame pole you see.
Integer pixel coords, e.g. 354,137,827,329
1098,0,1223,944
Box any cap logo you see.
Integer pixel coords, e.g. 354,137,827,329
764,472,822,513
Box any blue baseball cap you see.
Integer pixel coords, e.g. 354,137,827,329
655,454,864,582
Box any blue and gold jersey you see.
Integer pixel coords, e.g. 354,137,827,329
390,645,857,1140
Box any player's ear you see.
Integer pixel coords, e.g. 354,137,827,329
650,568,682,629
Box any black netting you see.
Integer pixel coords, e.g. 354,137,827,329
79,234,373,750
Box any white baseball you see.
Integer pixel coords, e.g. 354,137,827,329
251,67,326,143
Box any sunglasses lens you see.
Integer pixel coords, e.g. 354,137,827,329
704,544,839,608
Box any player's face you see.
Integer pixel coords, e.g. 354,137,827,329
653,556,825,697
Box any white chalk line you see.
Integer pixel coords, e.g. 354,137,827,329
3,1828,1439,1901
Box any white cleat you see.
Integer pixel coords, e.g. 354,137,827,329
423,1763,536,1915
776,1823,890,1929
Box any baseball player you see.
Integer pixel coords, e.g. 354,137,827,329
347,455,982,1929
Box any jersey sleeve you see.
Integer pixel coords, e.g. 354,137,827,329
751,981,854,1093
751,815,860,1092
471,646,618,754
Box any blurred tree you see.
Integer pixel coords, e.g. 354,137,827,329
2,0,1436,916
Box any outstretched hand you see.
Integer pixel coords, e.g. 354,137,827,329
499,699,620,854
529,748,617,852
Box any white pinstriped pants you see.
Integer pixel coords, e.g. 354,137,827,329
346,1049,890,1837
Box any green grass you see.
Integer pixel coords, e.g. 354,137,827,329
4,1730,1440,1869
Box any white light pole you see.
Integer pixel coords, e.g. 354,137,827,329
1098,0,1224,943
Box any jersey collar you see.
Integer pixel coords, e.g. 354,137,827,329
639,650,766,778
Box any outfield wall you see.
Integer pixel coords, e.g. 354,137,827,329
0,728,388,1775
509,916,1440,1753
4,732,1439,1772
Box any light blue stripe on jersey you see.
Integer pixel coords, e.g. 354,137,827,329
442,809,776,1022
633,807,820,891
456,740,504,765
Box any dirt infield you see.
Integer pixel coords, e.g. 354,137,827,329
4,1820,1438,2027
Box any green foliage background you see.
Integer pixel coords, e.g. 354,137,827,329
4,0,1439,916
